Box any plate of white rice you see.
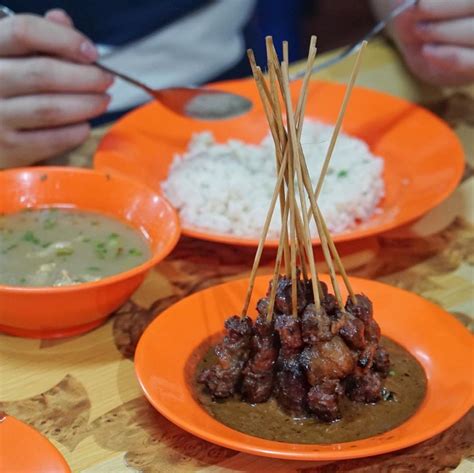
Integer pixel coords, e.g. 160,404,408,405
162,120,384,240
94,78,465,246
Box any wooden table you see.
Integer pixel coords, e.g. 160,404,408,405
1,38,473,472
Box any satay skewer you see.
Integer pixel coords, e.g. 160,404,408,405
258,38,317,279
249,49,305,278
242,41,314,317
266,55,291,275
318,209,356,304
247,55,308,296
286,115,298,318
269,39,347,309
296,146,344,308
240,144,289,316
265,35,317,279
311,41,367,203
281,61,320,309
266,195,290,322
297,42,366,302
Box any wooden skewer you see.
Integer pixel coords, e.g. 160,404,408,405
281,61,320,308
265,36,317,277
254,65,311,284
266,194,290,322
248,48,292,277
295,35,317,125
241,52,291,316
266,36,317,135
264,41,291,275
286,122,298,318
312,41,367,203
266,37,287,148
300,41,366,301
282,41,289,65
240,141,289,316
318,210,356,304
297,143,344,308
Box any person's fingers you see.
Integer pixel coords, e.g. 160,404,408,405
0,123,91,168
0,14,98,63
422,43,474,83
0,57,114,97
416,17,474,46
0,93,110,129
44,9,74,27
417,0,474,19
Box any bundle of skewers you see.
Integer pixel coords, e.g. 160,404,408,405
198,37,391,422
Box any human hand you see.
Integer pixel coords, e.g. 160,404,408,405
0,10,113,168
373,0,474,86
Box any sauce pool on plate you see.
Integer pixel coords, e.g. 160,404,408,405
0,208,151,287
195,337,427,444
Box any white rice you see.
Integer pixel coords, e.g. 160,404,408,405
162,120,384,238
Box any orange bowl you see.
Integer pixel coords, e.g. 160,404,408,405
135,275,474,461
0,167,180,339
95,78,464,247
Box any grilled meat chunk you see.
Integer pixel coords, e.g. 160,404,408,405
373,346,390,377
337,311,366,350
198,315,253,399
300,336,355,385
345,371,383,403
273,275,307,315
301,304,333,343
241,315,278,403
307,379,344,422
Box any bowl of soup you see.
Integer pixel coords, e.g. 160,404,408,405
0,167,180,339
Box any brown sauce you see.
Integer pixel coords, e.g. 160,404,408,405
193,337,426,444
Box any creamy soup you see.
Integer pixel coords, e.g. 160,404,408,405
0,208,151,287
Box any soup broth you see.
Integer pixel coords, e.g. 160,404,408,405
0,208,151,287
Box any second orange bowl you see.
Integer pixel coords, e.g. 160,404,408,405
0,167,180,339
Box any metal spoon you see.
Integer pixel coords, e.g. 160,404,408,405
290,0,418,80
0,5,253,120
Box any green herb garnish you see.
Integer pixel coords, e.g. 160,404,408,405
87,266,101,272
337,170,348,178
1,243,18,254
22,231,41,245
43,218,57,230
95,241,108,259
56,247,74,256
106,233,119,248
128,248,143,257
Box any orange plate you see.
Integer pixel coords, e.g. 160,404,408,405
135,275,474,461
0,167,180,339
0,414,71,472
95,78,464,247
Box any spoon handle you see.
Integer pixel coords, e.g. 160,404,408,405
95,62,156,96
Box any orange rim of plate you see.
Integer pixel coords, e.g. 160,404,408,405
95,78,464,247
0,415,71,472
135,274,474,461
